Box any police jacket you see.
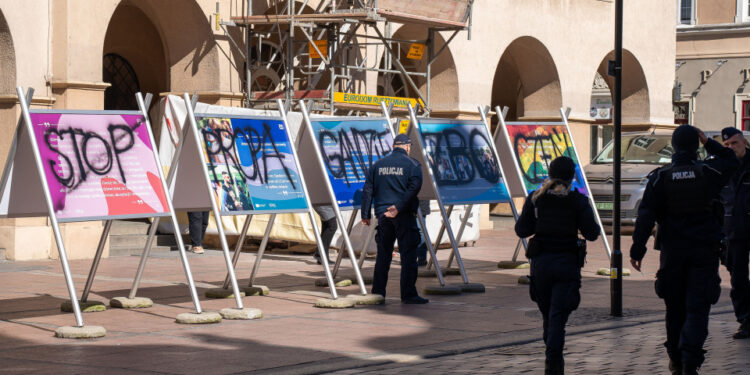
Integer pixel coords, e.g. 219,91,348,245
514,184,600,252
631,138,739,261
361,147,423,219
721,150,750,240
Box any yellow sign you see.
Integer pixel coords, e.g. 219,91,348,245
610,268,618,279
333,92,423,109
407,43,425,60
309,40,328,59
399,120,409,134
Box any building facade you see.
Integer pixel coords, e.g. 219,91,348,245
0,0,676,260
675,0,750,130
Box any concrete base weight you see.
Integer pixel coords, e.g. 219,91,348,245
418,269,437,277
110,296,153,309
54,325,106,339
175,312,222,324
344,274,373,285
244,285,270,296
443,268,462,276
518,275,530,284
219,307,263,320
497,260,530,269
596,268,631,277
345,293,384,305
314,297,356,308
453,283,486,293
314,278,352,287
61,300,106,313
205,288,246,299
423,284,462,295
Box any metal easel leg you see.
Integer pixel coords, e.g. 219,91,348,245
81,220,113,302
223,215,253,289
129,217,160,299
447,205,472,269
332,209,358,277
418,212,445,286
427,205,453,270
358,222,375,268
249,214,276,286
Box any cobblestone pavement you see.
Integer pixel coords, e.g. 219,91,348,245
326,311,750,375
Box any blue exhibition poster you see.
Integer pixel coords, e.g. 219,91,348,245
417,119,510,204
196,114,308,213
310,119,394,209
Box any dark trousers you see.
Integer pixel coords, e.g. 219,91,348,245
319,217,338,253
656,247,721,369
371,213,419,300
529,252,581,363
187,211,209,247
727,238,750,323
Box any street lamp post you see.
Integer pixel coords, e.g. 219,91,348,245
611,0,624,317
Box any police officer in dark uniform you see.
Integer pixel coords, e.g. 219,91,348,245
361,134,428,304
630,125,739,375
515,156,600,375
719,127,750,340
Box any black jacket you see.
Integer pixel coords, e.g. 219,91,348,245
361,147,422,219
515,186,600,252
630,138,739,261
721,150,750,240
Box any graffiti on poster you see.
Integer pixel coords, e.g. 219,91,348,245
311,119,393,208
504,124,588,195
418,119,510,204
196,115,307,213
29,112,169,221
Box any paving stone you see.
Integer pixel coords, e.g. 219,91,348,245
54,325,106,339
219,307,263,320
243,285,270,296
314,297,355,308
175,312,222,324
109,296,153,309
345,293,384,305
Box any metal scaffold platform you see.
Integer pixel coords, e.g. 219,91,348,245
217,0,474,115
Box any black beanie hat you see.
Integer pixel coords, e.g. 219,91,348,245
671,124,699,152
548,156,576,182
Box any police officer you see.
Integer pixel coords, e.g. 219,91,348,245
630,125,739,374
515,156,600,375
719,127,750,340
361,134,428,304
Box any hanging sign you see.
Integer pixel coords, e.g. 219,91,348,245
309,40,328,59
407,43,426,60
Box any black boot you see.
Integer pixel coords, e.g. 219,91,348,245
733,318,750,339
545,358,564,375
668,359,682,375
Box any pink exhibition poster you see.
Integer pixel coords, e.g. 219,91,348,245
29,112,169,221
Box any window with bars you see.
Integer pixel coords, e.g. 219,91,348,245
742,100,750,131
103,53,140,110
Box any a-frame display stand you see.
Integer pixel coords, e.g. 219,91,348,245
175,95,346,307
0,88,205,338
405,103,518,294
297,101,385,303
494,105,612,262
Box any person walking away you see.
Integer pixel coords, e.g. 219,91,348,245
719,127,750,339
630,125,739,374
361,134,428,304
515,156,600,375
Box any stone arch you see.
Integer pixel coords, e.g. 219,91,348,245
377,24,459,114
0,9,18,168
594,49,650,125
103,3,167,109
491,36,562,121
0,9,15,96
103,0,221,97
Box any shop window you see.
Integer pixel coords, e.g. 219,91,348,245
103,53,140,110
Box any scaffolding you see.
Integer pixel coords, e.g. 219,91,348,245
217,0,474,115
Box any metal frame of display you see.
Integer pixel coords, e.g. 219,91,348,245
1,88,203,329
496,107,612,259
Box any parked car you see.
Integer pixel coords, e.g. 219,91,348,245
584,129,750,225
